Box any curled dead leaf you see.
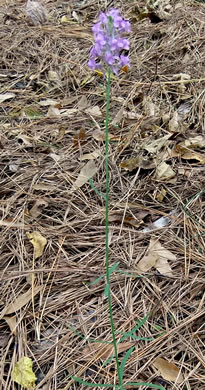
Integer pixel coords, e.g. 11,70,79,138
0,93,15,103
155,162,176,181
29,199,48,218
120,156,155,171
168,111,179,133
85,105,102,118
143,134,171,154
79,150,101,161
3,315,17,334
26,231,47,260
92,129,114,142
137,239,175,276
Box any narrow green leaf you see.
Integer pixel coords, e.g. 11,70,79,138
108,262,120,276
89,262,119,288
103,355,115,366
88,178,106,200
104,284,109,297
119,346,135,381
119,313,150,342
89,274,104,286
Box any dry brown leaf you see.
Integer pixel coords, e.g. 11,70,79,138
0,93,15,103
175,139,205,163
26,231,47,260
73,128,87,148
120,156,156,171
112,107,124,125
109,214,143,228
48,70,60,83
3,315,17,334
32,183,56,192
71,160,98,191
155,188,167,202
26,0,47,25
29,199,48,218
155,162,176,181
142,96,157,117
178,135,205,149
78,95,88,111
0,334,9,348
85,106,102,117
181,151,205,163
82,341,134,360
60,108,78,117
168,111,179,133
47,106,61,117
80,150,101,161
143,134,171,154
153,357,184,383
92,129,114,141
61,15,70,23
38,99,59,107
137,239,175,276
137,254,157,272
4,285,42,315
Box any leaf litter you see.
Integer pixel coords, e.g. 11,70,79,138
137,239,176,276
1,0,205,389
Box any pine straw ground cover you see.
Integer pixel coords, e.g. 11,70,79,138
0,0,205,389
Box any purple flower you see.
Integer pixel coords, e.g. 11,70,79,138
88,8,130,75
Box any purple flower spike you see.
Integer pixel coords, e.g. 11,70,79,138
88,8,130,75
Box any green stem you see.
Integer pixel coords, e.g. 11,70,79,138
105,67,123,390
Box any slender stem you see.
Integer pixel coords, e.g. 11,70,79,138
105,67,123,390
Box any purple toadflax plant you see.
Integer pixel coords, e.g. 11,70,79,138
88,8,130,74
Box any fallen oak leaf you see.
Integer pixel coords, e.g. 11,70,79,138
137,239,175,276
152,357,184,383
